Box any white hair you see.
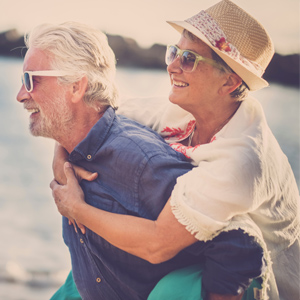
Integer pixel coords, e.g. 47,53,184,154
25,22,119,111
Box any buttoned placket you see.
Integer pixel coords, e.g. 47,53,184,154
78,231,102,285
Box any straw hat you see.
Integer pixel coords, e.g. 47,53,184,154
167,0,274,91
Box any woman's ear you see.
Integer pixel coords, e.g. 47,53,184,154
71,76,88,103
219,73,242,96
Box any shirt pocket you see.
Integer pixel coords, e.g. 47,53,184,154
82,180,137,214
82,180,115,211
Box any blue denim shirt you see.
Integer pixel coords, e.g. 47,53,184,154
64,107,263,300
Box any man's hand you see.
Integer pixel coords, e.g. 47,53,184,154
50,162,90,234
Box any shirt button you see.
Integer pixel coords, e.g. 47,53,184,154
96,277,101,283
87,154,92,160
80,238,84,244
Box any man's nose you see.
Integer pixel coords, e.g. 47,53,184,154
16,84,30,103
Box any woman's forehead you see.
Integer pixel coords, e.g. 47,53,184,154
177,34,213,57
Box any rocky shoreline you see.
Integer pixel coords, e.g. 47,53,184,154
1,29,299,88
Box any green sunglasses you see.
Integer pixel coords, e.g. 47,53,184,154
165,44,224,72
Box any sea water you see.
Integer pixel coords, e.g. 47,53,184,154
0,56,299,299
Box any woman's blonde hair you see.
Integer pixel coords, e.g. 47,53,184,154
25,22,119,111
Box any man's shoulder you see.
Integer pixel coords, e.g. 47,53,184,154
72,107,188,165
111,114,187,161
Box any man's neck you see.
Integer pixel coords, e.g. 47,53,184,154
57,109,105,154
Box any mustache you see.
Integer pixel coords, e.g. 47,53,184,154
23,100,40,110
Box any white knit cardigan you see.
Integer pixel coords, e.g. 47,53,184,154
118,96,300,300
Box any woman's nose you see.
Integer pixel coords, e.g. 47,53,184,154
167,56,182,74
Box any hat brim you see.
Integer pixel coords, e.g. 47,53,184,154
167,20,269,91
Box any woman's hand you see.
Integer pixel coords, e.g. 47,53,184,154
53,142,98,184
50,162,92,234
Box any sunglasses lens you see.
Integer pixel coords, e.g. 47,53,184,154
23,72,32,92
166,46,178,65
165,46,197,72
181,51,197,72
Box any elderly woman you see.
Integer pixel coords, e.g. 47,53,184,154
51,1,299,300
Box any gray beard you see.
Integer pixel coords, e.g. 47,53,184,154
29,95,73,141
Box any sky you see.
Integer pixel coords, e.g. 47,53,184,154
1,0,299,54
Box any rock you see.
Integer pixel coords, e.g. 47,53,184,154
0,29,26,57
264,53,299,87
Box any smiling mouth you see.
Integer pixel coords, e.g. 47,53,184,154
173,80,189,87
27,108,40,115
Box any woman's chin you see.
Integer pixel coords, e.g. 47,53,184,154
168,91,181,105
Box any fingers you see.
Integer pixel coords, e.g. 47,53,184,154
73,164,98,182
68,219,85,234
69,218,78,233
64,162,77,184
50,162,77,188
84,171,98,182
77,222,86,234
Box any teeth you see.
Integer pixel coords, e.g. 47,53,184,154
27,108,40,113
173,80,189,87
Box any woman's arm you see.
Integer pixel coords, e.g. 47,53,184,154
52,142,98,233
50,164,263,299
50,162,197,264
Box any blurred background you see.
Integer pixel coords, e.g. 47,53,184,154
0,0,299,299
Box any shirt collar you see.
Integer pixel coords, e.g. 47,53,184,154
69,107,116,162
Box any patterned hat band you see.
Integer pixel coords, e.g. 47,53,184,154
185,10,264,76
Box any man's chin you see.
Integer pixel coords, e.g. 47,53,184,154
30,131,41,137
29,126,47,138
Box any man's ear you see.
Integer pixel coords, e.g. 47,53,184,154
71,76,88,103
219,73,242,96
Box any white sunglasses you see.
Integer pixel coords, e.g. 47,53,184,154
21,70,71,93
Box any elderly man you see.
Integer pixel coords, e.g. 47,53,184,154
17,22,263,300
